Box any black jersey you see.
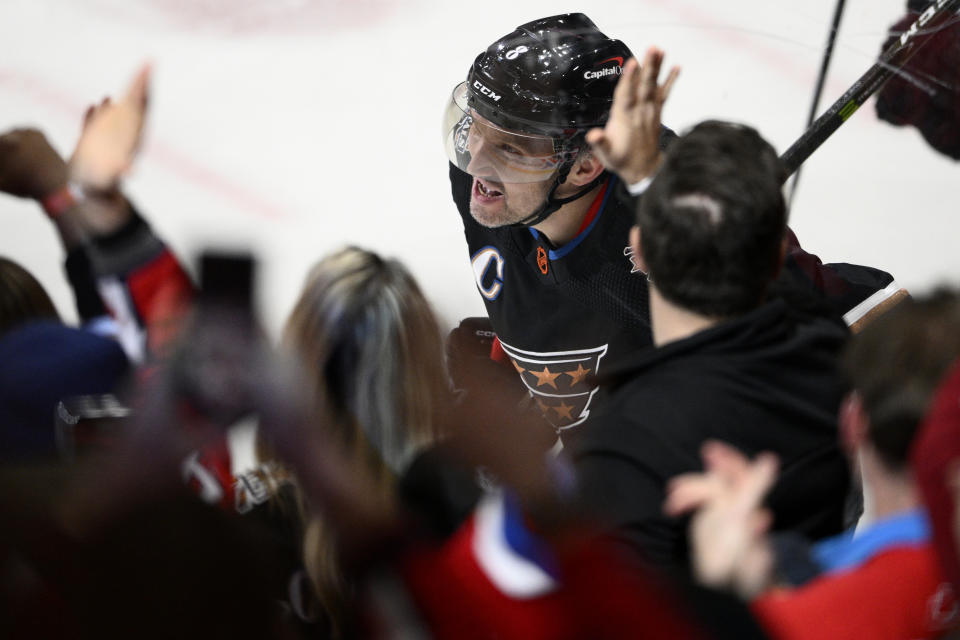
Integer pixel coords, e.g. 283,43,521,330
450,164,899,434
452,164,655,433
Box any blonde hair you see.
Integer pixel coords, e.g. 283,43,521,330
280,246,448,635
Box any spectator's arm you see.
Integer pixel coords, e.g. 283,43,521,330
0,128,110,324
780,228,908,332
0,67,194,354
83,205,194,363
586,47,679,186
65,65,194,362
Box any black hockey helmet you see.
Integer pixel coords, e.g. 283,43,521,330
442,14,633,224
468,13,632,136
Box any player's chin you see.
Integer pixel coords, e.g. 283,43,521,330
469,200,509,228
469,192,510,227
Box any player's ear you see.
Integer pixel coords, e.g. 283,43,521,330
629,225,649,275
567,150,606,186
839,391,869,457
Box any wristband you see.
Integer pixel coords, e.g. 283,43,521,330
40,183,83,218
627,174,656,196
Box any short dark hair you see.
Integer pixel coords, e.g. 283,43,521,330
0,256,59,338
637,121,787,317
843,289,960,470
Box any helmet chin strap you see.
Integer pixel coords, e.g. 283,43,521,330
513,168,608,228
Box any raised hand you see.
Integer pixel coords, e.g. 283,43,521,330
0,128,68,200
664,440,778,599
70,64,151,192
586,48,679,185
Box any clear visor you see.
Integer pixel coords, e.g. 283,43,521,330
442,82,566,184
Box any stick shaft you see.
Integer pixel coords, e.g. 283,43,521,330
787,0,847,207
806,0,849,130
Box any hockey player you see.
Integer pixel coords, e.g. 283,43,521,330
443,13,905,435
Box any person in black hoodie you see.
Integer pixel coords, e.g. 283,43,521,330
571,119,852,571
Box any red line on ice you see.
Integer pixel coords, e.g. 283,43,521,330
0,68,289,220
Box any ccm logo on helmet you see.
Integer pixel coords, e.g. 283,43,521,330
583,66,622,80
473,80,502,102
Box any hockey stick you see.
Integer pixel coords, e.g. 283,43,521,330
786,0,847,206
780,0,960,178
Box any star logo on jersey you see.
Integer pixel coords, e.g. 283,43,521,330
499,339,609,431
530,366,561,389
551,402,575,421
565,363,591,386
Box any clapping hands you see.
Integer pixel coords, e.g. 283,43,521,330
70,64,151,193
664,440,778,599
